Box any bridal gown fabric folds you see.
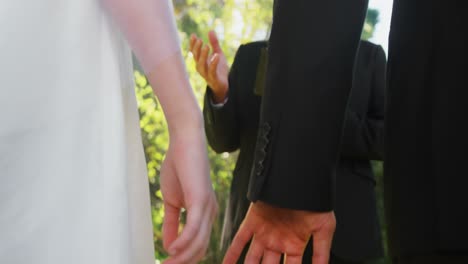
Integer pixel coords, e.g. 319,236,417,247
0,0,180,263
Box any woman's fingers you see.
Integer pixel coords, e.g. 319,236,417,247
164,199,216,264
167,203,203,254
162,202,181,252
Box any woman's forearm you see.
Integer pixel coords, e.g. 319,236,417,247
146,53,204,137
102,0,180,71
102,0,203,136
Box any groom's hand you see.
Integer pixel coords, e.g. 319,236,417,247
223,202,336,264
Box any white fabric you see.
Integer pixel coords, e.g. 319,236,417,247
0,0,181,263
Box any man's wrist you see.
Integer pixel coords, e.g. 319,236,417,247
210,86,228,104
210,96,228,108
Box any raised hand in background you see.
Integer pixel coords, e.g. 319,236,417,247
190,31,230,103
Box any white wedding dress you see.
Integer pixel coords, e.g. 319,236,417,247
0,0,180,263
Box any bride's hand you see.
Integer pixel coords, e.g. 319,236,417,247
141,41,217,263
160,127,218,264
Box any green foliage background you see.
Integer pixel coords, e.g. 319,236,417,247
134,1,388,262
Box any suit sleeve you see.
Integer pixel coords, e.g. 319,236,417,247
247,0,369,212
340,45,386,161
203,46,243,153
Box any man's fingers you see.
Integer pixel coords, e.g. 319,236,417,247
284,254,303,264
197,44,210,76
208,30,222,53
311,226,334,264
162,203,181,252
167,203,204,255
261,249,281,264
208,53,220,80
244,237,264,264
223,222,254,264
192,39,203,61
189,34,197,52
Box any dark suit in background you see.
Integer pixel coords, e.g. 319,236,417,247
204,40,386,263
252,0,468,263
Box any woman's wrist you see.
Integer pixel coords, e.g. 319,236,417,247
167,110,205,139
144,52,205,139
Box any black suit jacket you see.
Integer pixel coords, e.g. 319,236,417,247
383,0,468,256
203,40,386,261
258,0,468,257
247,0,369,212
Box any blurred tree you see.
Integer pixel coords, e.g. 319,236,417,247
134,2,387,263
362,8,380,40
